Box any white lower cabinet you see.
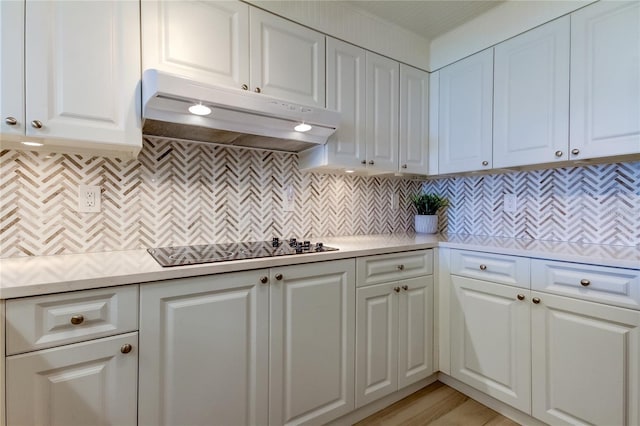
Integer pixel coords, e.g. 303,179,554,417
138,269,270,426
6,332,138,426
450,275,531,413
139,259,355,426
356,275,434,408
531,291,640,426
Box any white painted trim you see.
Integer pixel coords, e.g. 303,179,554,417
439,373,547,426
429,0,596,70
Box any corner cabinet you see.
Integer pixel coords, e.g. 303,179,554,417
142,0,326,107
569,0,640,159
437,49,493,174
1,0,142,159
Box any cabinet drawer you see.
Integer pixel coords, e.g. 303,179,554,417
6,285,138,355
357,250,433,287
450,250,530,288
532,259,640,310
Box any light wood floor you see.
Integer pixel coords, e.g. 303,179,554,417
355,381,520,426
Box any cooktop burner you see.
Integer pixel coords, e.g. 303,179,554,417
147,238,338,267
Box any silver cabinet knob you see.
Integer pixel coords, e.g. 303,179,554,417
479,264,487,271
361,160,366,165
368,160,374,165
275,273,283,281
580,279,590,287
70,315,84,325
571,148,580,155
482,161,489,166
555,150,563,157
241,84,248,90
260,276,268,284
532,297,541,304
254,87,261,93
5,116,17,125
401,164,407,169
120,344,133,354
397,264,405,270
31,120,43,129
393,287,400,293
401,285,409,291
517,294,525,301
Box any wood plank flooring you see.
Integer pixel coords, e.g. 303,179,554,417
355,381,520,426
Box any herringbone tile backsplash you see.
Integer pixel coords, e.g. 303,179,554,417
1,138,638,258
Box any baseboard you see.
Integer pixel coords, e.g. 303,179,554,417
438,373,546,426
326,374,439,426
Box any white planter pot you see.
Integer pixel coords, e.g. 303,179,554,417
415,215,438,234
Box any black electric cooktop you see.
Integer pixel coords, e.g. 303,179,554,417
147,238,338,267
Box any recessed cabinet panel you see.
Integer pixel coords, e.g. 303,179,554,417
366,51,399,172
142,0,250,89
0,0,24,138
570,1,640,159
250,8,325,107
450,250,530,288
399,64,429,174
493,16,570,168
451,276,531,413
326,38,367,168
438,48,493,174
531,292,640,425
26,0,141,147
6,333,138,426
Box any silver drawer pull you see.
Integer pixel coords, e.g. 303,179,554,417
479,264,487,271
580,279,591,287
120,344,133,354
397,264,405,271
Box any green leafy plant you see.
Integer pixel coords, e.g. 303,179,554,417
410,193,448,215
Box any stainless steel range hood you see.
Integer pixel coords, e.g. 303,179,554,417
142,69,340,153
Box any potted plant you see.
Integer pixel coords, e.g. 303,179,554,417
410,193,448,234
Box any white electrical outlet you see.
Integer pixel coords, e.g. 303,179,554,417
78,185,101,213
504,194,517,213
391,193,399,210
283,184,295,212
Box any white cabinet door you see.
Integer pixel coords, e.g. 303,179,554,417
355,282,399,408
438,49,493,173
493,16,570,168
531,292,640,426
0,0,24,139
270,259,355,426
366,51,399,172
25,0,141,148
398,276,434,388
570,1,640,159
138,270,269,426
399,64,429,174
142,0,250,90
6,333,138,426
250,8,325,107
326,38,367,168
450,276,531,413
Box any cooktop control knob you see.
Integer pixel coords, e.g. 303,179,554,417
272,237,280,247
315,242,324,251
295,243,303,253
289,238,297,247
303,240,311,250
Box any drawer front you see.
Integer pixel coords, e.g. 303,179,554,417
450,250,530,288
6,285,138,355
357,250,433,287
532,259,640,310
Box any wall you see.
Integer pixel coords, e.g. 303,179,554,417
1,140,638,259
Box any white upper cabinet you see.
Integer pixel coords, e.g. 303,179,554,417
250,7,326,107
493,17,570,168
399,64,429,174
570,1,640,159
438,49,493,174
0,0,24,139
366,51,399,172
141,0,250,90
325,38,367,168
1,0,141,158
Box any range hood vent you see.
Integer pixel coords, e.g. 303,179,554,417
142,70,340,153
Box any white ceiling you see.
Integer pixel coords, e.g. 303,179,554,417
346,0,505,40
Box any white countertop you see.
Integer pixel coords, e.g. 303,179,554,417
0,234,637,299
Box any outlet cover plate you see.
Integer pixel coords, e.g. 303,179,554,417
78,185,101,213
